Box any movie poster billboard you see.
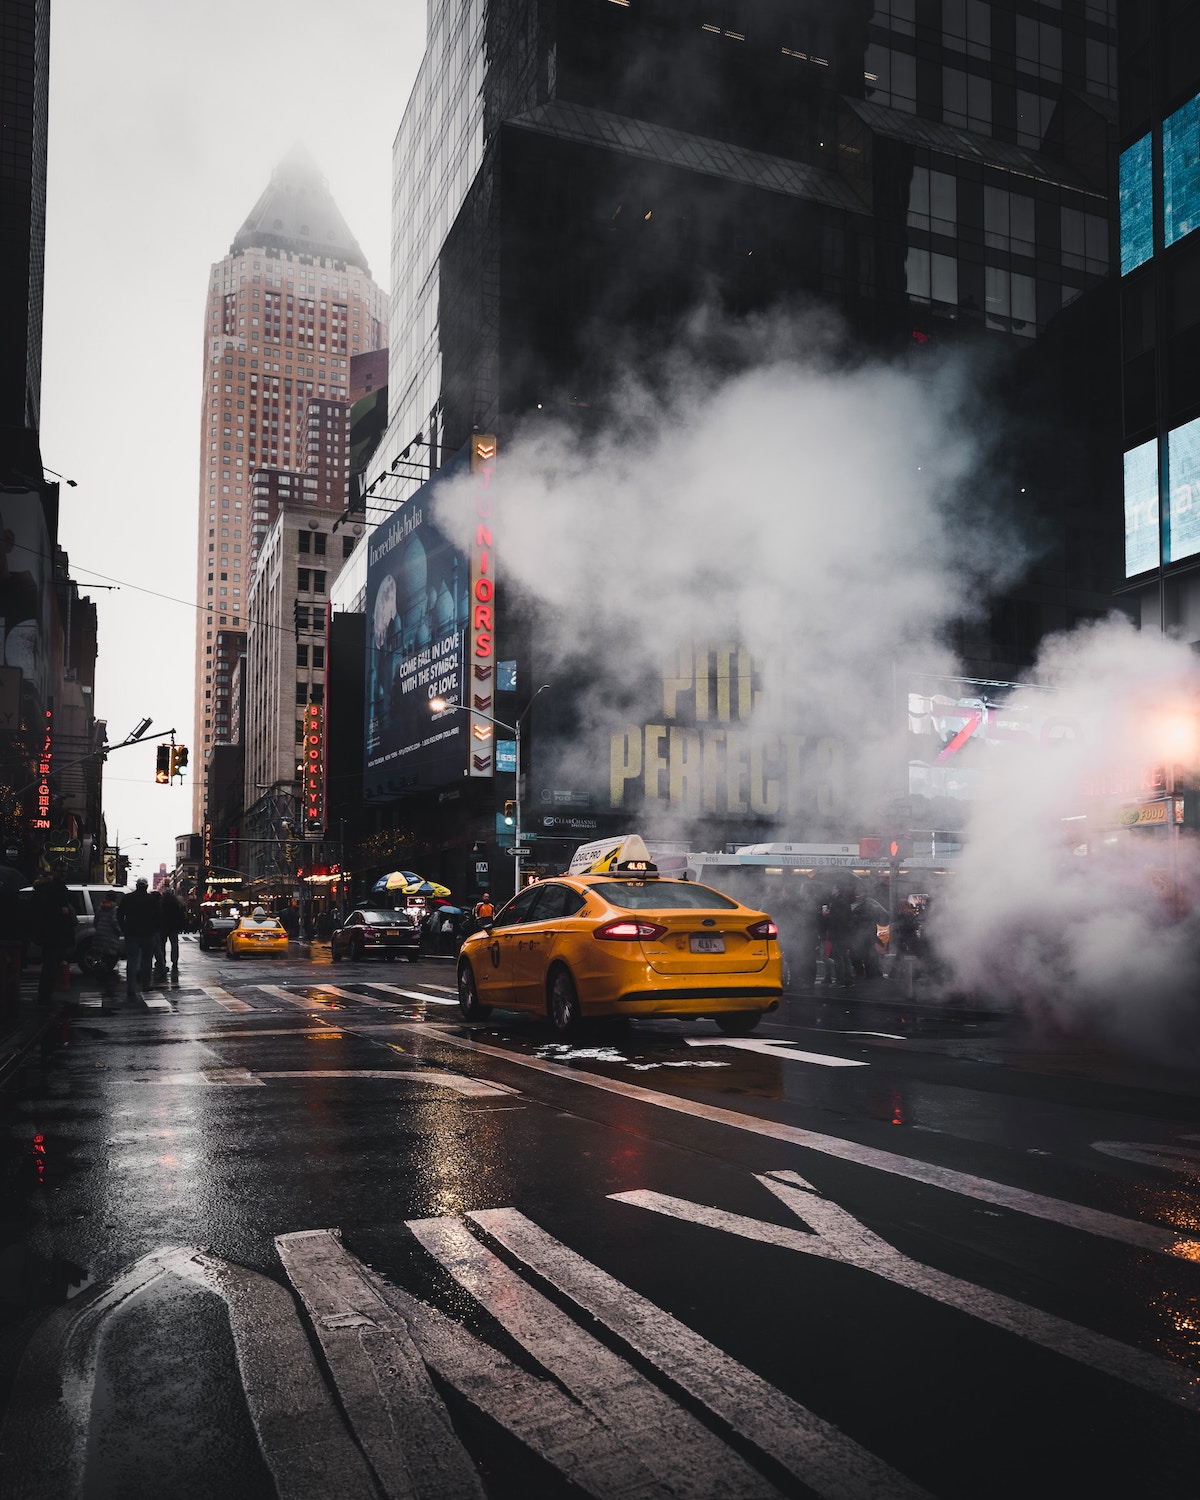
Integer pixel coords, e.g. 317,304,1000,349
364,448,471,796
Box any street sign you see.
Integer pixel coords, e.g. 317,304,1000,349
508,846,534,858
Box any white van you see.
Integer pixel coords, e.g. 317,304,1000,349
19,884,126,975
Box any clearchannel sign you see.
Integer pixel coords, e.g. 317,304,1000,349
364,446,472,796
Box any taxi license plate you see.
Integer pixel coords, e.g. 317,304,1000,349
386,929,399,936
690,934,725,954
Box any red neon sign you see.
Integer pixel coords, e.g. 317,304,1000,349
303,703,324,832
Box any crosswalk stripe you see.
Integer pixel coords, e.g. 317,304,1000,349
257,985,327,1010
369,985,459,1006
470,1207,929,1500
414,1025,1186,1258
684,1037,868,1067
275,1231,485,1499
406,1215,783,1500
200,984,253,1012
140,993,172,1012
260,1069,513,1098
278,1228,683,1500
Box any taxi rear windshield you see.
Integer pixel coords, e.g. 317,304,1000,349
592,881,738,910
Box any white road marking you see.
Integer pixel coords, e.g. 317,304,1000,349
0,1246,378,1500
418,983,457,994
369,984,459,1006
411,1025,1189,1257
1092,1140,1200,1174
275,1231,485,1499
407,1216,784,1500
310,984,414,1009
260,1069,513,1098
144,1064,509,1098
685,1037,868,1067
139,993,172,1012
471,1207,930,1500
835,1031,906,1040
155,1068,266,1086
613,1174,1200,1412
200,984,253,1011
258,985,327,1010
278,1229,673,1500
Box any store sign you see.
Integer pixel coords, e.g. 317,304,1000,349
202,819,212,869
1116,801,1168,827
32,710,52,830
468,434,497,778
303,703,324,832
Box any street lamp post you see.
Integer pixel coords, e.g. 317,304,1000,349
429,685,549,898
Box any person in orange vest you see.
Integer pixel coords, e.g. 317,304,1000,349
473,892,495,924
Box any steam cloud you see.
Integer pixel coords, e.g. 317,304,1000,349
433,322,1200,1053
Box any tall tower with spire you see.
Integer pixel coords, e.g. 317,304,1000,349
192,149,386,836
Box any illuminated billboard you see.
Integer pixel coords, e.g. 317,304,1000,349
1164,92,1200,249
364,447,472,796
1167,416,1200,564
1123,438,1159,578
1119,133,1153,274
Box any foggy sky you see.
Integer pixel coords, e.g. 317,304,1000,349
38,0,424,877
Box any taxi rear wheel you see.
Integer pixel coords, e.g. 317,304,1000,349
714,1011,762,1035
458,962,491,1020
548,966,581,1037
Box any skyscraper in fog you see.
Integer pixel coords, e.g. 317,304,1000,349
192,149,386,831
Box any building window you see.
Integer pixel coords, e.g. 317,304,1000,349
1061,208,1109,275
985,266,1036,335
313,532,326,555
1015,18,1061,83
906,247,959,306
313,571,326,593
298,530,311,553
984,187,1036,256
312,646,325,669
297,645,309,667
296,683,309,705
1016,90,1054,152
943,67,991,133
297,568,310,591
942,0,990,61
908,166,957,236
871,0,915,36
865,44,917,113
342,535,356,558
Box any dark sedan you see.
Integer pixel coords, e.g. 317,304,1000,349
199,915,238,952
331,908,421,963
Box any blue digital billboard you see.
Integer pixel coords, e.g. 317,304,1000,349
1123,439,1159,578
1119,133,1153,274
1167,417,1200,565
364,446,471,796
1164,93,1200,249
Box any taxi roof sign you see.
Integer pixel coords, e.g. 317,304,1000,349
569,833,653,875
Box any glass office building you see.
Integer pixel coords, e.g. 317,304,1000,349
342,0,1125,875
1117,0,1200,635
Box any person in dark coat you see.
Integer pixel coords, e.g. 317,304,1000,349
117,879,158,1000
29,870,75,1004
160,887,186,977
826,886,854,989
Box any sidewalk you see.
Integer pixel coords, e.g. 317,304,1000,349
0,982,71,1092
785,964,1014,1022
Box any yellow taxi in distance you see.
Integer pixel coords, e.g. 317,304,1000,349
226,909,289,958
457,861,782,1035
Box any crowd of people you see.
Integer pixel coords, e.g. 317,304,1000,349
814,886,927,989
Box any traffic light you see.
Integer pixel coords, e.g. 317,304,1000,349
155,744,170,784
888,836,912,861
170,743,189,778
503,801,516,825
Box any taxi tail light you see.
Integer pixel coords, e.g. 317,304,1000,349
593,919,669,942
747,919,778,940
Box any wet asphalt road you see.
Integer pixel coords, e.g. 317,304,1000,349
1,937,1199,1500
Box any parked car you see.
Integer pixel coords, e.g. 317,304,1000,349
198,914,238,952
331,908,421,963
19,884,126,976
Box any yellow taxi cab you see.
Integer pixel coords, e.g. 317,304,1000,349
457,842,782,1035
227,908,289,958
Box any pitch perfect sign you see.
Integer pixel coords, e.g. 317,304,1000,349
608,645,846,822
